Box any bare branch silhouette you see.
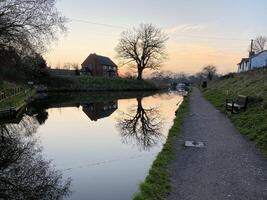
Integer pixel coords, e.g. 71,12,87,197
0,115,71,200
250,36,267,54
0,0,67,54
115,24,168,80
117,98,164,151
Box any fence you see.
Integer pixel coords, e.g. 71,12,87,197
0,87,25,102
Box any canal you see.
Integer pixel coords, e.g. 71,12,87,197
0,91,182,200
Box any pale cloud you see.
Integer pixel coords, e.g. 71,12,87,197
164,43,243,74
165,24,206,34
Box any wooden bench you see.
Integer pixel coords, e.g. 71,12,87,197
225,95,248,114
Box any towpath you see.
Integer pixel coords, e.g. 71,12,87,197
168,88,267,200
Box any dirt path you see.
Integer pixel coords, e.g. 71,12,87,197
168,88,267,200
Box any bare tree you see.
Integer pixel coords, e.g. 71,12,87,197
0,0,67,54
115,24,168,80
116,98,164,151
250,36,267,54
202,65,217,81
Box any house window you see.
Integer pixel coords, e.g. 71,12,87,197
103,65,107,70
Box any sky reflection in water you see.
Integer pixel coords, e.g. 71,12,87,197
0,91,182,200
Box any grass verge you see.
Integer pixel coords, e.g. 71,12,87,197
202,68,267,156
133,95,190,200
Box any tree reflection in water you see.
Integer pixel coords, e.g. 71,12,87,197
117,97,164,151
0,114,71,200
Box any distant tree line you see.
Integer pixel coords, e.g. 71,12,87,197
0,0,66,83
145,65,218,87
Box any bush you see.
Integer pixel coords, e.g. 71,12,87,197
0,48,48,84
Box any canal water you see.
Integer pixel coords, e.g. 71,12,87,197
0,91,182,200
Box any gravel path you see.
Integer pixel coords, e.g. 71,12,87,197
168,88,267,200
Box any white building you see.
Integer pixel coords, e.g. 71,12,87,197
238,50,267,72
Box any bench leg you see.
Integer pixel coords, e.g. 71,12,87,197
231,103,234,114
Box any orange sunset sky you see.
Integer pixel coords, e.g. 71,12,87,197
44,0,267,75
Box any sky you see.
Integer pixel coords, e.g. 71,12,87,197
45,0,267,75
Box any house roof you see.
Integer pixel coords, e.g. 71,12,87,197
238,50,267,65
95,54,117,67
250,50,267,59
82,53,117,67
82,104,117,121
238,58,249,65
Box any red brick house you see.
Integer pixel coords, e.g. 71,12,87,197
81,53,118,77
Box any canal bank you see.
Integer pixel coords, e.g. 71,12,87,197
41,76,158,92
0,76,158,119
133,95,189,200
0,87,34,118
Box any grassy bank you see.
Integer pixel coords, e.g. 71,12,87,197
133,96,189,200
0,91,32,110
202,68,267,155
0,81,33,110
42,76,158,91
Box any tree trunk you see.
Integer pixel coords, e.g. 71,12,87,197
208,72,212,81
137,68,143,80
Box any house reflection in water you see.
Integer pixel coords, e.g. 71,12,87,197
82,101,118,121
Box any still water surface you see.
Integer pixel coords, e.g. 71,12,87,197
0,91,182,200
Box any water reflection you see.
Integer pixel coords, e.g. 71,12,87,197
117,97,164,151
0,91,179,200
0,115,71,199
82,101,118,121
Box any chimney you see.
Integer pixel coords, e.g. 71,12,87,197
248,39,254,70
249,39,255,58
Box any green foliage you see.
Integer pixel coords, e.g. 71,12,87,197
133,96,189,200
202,68,267,155
42,76,158,91
21,53,49,81
0,48,48,83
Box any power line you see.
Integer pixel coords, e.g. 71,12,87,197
69,17,251,41
69,18,128,29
